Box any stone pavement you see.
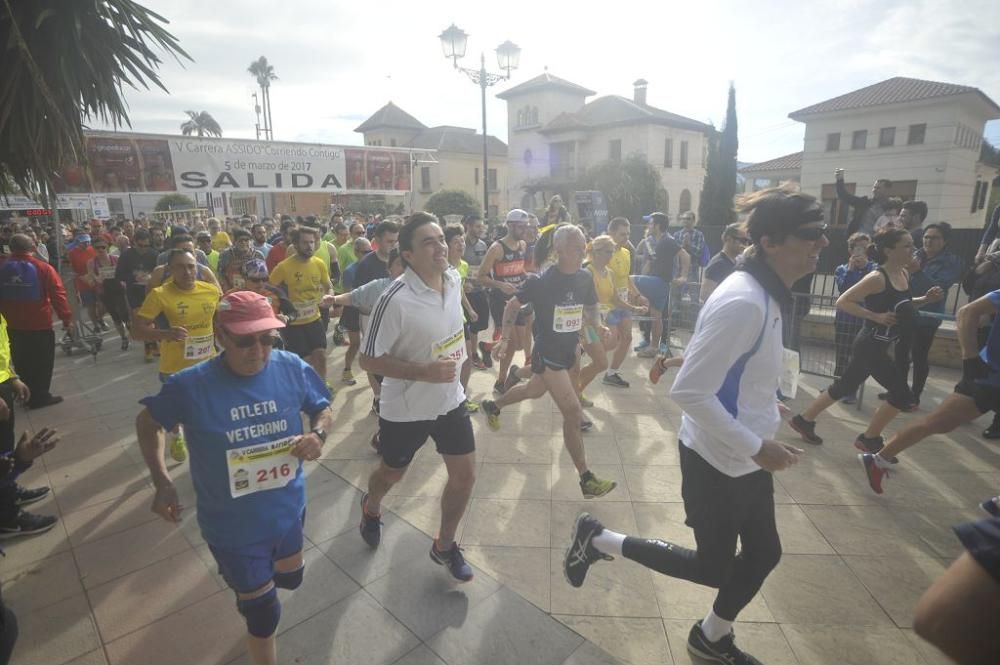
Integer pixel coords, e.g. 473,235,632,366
4,332,995,665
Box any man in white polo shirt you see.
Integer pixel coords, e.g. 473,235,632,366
357,212,475,582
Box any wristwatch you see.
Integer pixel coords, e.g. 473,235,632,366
310,427,328,444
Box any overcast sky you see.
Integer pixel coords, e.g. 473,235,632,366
97,0,1000,163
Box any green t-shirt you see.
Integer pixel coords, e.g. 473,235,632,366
336,242,358,293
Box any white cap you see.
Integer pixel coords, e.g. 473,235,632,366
505,209,530,224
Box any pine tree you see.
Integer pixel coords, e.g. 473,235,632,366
699,83,739,227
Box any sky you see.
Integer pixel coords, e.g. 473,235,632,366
97,0,1000,164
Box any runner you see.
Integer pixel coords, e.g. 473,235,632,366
478,210,531,393
265,220,296,272
339,237,374,388
232,260,296,329
348,220,399,399
357,213,476,582
117,229,159,360
218,229,265,291
269,227,332,386
67,233,103,330
251,223,272,258
136,290,332,665
481,225,617,498
699,223,751,303
631,213,690,358
85,238,130,350
563,187,821,665
602,217,648,387
148,234,221,291
132,249,222,462
789,229,943,449
444,226,481,412
197,231,220,272
208,217,232,252
462,215,492,370
858,288,1000,493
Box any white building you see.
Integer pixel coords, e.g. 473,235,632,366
742,77,1000,229
497,73,714,218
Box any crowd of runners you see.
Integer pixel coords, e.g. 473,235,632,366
0,180,998,664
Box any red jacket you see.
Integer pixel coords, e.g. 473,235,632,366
0,252,72,331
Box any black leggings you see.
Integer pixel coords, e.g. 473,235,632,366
893,321,941,400
826,331,915,409
833,319,863,379
621,442,781,621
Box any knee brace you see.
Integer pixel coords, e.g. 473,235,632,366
236,587,281,638
273,565,304,590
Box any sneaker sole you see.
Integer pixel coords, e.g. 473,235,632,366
601,378,629,388
429,548,473,583
563,513,595,589
15,492,50,507
0,520,58,539
686,640,728,663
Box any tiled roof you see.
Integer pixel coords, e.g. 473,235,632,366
738,151,803,174
539,95,714,134
408,126,507,157
789,77,1000,118
496,72,596,100
354,102,427,133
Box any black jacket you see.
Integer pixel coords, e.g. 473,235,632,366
838,180,882,235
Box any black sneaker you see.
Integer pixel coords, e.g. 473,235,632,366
15,485,50,507
982,495,1000,517
601,372,630,388
493,381,506,396
853,434,898,464
687,621,764,665
789,415,823,445
478,341,493,368
503,365,522,393
0,510,58,539
28,395,63,410
563,512,613,588
984,420,1000,440
429,540,474,582
359,493,382,548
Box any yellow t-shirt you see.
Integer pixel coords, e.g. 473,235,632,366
269,255,330,325
138,281,221,375
588,264,616,309
0,315,13,384
211,231,232,252
608,246,632,297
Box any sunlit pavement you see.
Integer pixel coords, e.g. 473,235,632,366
5,332,991,665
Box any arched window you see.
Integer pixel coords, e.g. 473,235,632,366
679,189,692,213
517,110,524,127
531,107,539,124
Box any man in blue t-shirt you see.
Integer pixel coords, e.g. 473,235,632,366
136,291,332,665
860,288,1000,494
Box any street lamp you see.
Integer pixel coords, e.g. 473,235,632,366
439,24,520,220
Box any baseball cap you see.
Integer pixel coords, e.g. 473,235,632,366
505,209,530,224
216,291,285,336
242,258,269,279
642,212,668,223
76,234,92,243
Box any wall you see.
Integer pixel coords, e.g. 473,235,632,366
411,151,510,216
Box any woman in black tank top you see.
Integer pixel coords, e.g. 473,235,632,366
790,229,945,450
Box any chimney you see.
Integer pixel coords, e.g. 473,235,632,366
633,78,648,106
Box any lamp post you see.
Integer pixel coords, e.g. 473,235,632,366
439,24,520,220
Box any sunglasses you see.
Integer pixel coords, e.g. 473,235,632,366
246,276,266,283
93,245,108,250
790,224,828,242
228,331,276,348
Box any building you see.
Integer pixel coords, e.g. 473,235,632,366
354,102,509,217
497,73,715,218
739,151,802,192
741,77,1000,229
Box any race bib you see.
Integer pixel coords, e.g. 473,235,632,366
184,334,215,360
553,304,583,333
780,348,800,399
227,437,298,498
617,287,630,303
231,276,246,289
599,303,611,322
295,301,319,320
432,328,467,364
99,266,116,280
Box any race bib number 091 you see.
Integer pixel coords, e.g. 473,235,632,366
553,304,583,333
227,437,298,498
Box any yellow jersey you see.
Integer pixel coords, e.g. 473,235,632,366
211,231,232,252
138,281,221,375
587,264,616,316
608,246,632,300
0,315,13,384
269,255,330,325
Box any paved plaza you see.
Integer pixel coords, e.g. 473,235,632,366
3,333,995,665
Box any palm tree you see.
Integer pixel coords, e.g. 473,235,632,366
0,0,188,195
180,110,222,137
247,56,277,140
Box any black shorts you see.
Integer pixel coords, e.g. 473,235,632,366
378,403,475,468
281,319,327,357
341,306,361,333
954,516,1000,584
320,307,331,329
530,343,577,374
953,379,1000,415
100,288,130,325
466,290,490,335
126,285,146,310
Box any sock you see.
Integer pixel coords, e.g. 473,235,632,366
363,495,381,517
701,610,733,643
591,529,626,557
605,369,619,378
873,453,893,469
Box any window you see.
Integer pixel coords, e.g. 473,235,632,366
680,141,689,169
517,110,524,127
908,123,926,145
531,107,538,124
980,181,990,210
664,138,673,167
609,139,622,162
826,133,841,151
879,127,895,147
390,138,397,147
474,168,479,186
972,181,983,213
420,167,431,192
550,142,576,179
487,168,497,191
851,130,867,150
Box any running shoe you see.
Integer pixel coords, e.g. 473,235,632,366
503,365,522,393
649,358,668,385
0,510,58,539
579,394,594,408
840,392,857,405
471,355,487,371
902,401,920,413
853,434,898,464
858,453,888,494
687,621,764,665
465,400,480,414
580,419,594,432
169,435,187,462
789,415,823,445
15,485,50,507
563,512,613,588
325,381,338,398
341,369,357,385
580,472,616,498
634,339,650,352
430,540,474,582
985,421,1000,440
481,400,501,431
359,492,382,547
658,342,669,356
602,372,630,388
120,337,130,351
636,346,657,358
144,347,155,363
478,341,493,368
982,495,1000,517
333,325,345,346
493,381,506,396
370,430,381,455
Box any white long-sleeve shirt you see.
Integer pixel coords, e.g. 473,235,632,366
670,268,784,477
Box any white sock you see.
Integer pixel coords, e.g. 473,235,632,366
701,610,733,643
591,529,626,557
605,369,619,378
